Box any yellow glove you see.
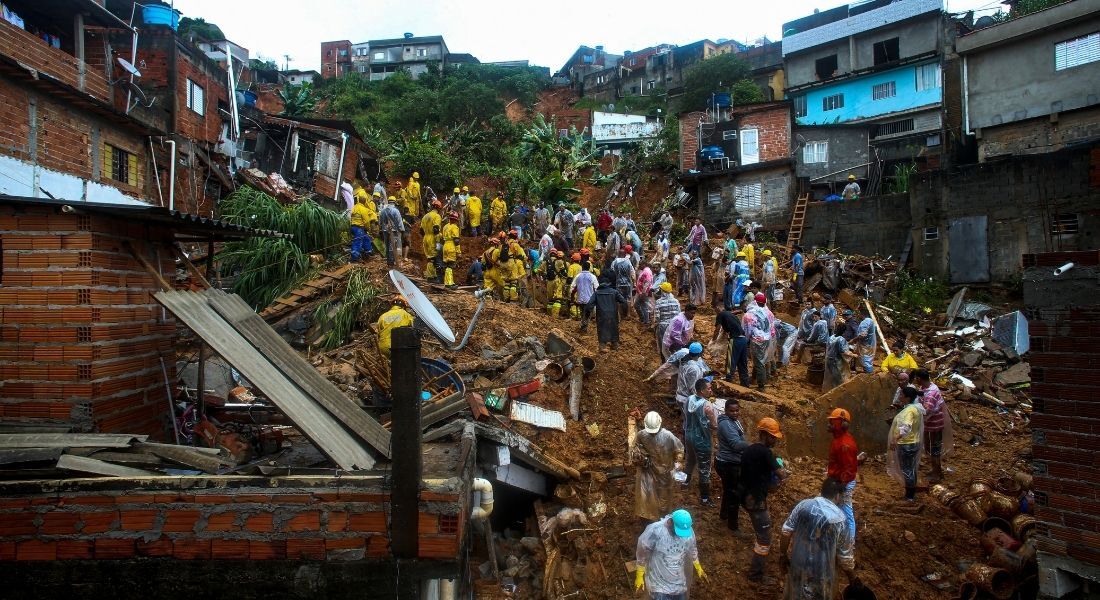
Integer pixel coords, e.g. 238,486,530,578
694,560,708,581
634,566,646,591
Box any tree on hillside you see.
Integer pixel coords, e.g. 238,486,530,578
729,78,766,105
178,17,224,42
678,53,754,112
279,82,317,117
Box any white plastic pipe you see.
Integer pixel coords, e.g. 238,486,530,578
439,579,455,600
1054,262,1074,276
332,132,349,204
471,477,494,520
166,139,176,211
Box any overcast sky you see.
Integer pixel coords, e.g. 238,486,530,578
171,0,1007,73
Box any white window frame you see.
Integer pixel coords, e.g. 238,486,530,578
739,128,759,165
734,182,762,211
373,51,385,60
923,226,939,241
803,141,828,164
822,93,844,111
707,190,722,206
1055,32,1100,71
793,95,807,118
872,81,896,100
186,79,204,116
915,63,941,91
314,141,340,178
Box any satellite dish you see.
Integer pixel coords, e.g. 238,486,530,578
389,270,456,344
117,57,142,78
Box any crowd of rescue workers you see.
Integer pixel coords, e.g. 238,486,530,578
337,172,951,600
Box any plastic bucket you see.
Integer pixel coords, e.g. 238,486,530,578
420,358,464,399
241,90,257,107
142,5,179,30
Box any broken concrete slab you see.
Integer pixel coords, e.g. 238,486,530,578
994,362,1030,387
962,352,984,368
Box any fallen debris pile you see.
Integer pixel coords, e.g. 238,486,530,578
0,433,237,477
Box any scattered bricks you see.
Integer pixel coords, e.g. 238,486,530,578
80,511,119,534
172,539,211,560
93,538,135,559
0,513,37,535
325,511,348,533
347,512,386,533
16,540,57,561
161,509,201,533
243,513,274,533
283,511,321,533
203,512,240,533
136,537,173,557
119,509,158,531
249,539,287,560
211,539,250,560
286,538,325,560
39,511,81,535
56,539,93,559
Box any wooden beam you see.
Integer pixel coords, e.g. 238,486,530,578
57,454,158,477
131,442,226,474
390,326,422,560
0,433,147,448
172,244,212,289
864,300,890,356
124,241,172,291
474,423,579,480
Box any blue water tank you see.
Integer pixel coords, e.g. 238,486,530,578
142,5,179,30
713,92,732,107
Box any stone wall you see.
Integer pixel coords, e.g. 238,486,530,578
800,194,911,256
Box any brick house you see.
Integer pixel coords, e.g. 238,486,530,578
678,101,795,229
320,39,352,78
1023,250,1100,597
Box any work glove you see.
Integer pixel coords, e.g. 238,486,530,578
693,561,708,582
634,566,646,591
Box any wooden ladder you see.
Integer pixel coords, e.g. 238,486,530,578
787,193,809,248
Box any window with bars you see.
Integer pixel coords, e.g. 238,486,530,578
186,79,204,116
803,141,828,164
822,94,844,111
915,63,941,91
103,143,138,187
872,81,896,100
1055,32,1100,70
923,226,939,241
707,190,722,205
1051,214,1079,235
875,118,915,137
734,182,762,211
793,95,807,118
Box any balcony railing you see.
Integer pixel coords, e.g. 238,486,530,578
0,17,112,104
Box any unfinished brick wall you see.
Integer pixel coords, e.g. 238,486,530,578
1023,250,1100,581
0,19,112,104
679,111,705,171
734,103,792,164
175,48,229,145
0,206,176,436
314,143,364,200
0,483,463,562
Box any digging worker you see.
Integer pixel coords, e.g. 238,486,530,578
349,188,374,262
889,387,926,501
743,293,776,391
854,305,877,373
379,196,404,267
741,417,789,585
654,282,681,360
683,378,718,506
674,342,707,411
913,369,949,484
570,262,599,333
610,246,637,320
779,477,858,600
634,411,684,523
481,238,505,298
881,341,918,373
554,203,575,249
588,276,629,351
465,189,483,236
827,408,859,547
711,305,750,387
441,212,462,288
376,297,415,358
823,330,858,392
663,304,697,358
715,398,750,534
420,199,443,282
406,172,421,217
635,509,707,599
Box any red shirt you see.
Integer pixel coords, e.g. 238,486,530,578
827,431,859,484
596,212,613,231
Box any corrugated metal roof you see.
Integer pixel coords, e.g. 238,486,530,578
0,195,286,240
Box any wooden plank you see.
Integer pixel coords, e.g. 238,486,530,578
864,300,890,356
0,433,147,448
422,420,466,443
155,290,376,471
56,454,157,477
204,289,392,459
131,442,226,474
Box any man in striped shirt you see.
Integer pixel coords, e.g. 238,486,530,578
912,369,947,483
570,263,600,334
653,283,681,360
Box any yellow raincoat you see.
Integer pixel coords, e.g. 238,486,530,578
489,196,508,232
582,226,597,254
420,209,442,259
376,305,415,357
442,222,461,262
483,246,504,294
406,178,421,217
466,195,483,228
350,202,370,228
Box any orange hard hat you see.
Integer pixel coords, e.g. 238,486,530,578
757,417,783,439
431,199,443,209
828,408,851,422
488,237,501,245
571,252,581,261
498,231,508,239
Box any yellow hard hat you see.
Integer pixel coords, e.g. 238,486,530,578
372,191,381,197
848,174,856,180
388,195,396,201
462,186,469,192
763,249,772,256
659,281,673,293
412,172,420,179
454,187,460,193
736,252,746,258
757,417,783,439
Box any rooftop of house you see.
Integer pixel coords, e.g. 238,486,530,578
368,35,446,47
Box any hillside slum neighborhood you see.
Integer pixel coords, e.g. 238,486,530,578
0,0,1098,598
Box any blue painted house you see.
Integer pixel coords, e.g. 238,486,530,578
782,0,953,193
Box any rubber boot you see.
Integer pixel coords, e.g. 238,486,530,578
424,261,436,280
444,266,455,288
547,302,560,318
570,305,580,320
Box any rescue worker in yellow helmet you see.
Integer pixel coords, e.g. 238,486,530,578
567,252,583,319
489,193,508,234
366,191,380,237
582,222,598,255
376,297,414,357
406,172,421,218
420,200,443,282
349,189,373,262
504,230,528,303
465,190,483,236
545,249,566,317
441,211,462,288
482,237,505,298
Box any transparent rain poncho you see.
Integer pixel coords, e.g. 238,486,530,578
636,516,699,596
634,429,685,521
777,320,799,365
822,335,850,392
744,305,774,364
781,496,854,600
887,402,926,485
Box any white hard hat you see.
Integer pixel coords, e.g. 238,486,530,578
643,411,662,434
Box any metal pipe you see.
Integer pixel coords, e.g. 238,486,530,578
225,41,240,141
125,4,139,113
568,368,583,421
148,137,163,206
446,288,490,351
165,139,177,210
332,132,349,204
962,55,972,136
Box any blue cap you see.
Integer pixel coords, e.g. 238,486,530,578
688,342,703,355
671,509,693,538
